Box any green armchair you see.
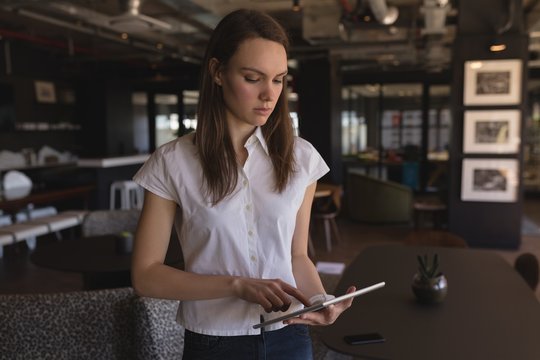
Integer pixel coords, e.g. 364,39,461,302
346,169,413,223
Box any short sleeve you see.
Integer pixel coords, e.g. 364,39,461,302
133,150,176,202
295,137,330,186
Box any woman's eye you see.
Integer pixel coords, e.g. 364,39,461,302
245,77,259,83
273,78,284,84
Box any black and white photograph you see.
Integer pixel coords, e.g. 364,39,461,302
463,59,522,105
476,71,510,95
463,110,520,153
461,159,518,202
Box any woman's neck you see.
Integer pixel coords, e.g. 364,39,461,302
228,124,256,166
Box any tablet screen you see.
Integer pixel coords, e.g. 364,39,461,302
252,281,385,329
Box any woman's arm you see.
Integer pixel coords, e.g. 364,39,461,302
131,190,310,311
289,182,356,326
290,182,326,298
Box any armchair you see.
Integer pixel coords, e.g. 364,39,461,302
346,169,413,223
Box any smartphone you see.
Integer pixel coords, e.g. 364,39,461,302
344,333,386,345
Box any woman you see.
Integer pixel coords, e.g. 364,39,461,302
132,9,355,359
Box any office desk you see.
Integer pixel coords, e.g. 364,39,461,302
31,235,131,290
321,245,540,360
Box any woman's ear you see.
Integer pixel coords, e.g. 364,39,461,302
209,58,222,86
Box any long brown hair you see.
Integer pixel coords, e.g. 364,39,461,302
195,9,295,205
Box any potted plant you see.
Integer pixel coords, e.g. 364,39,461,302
411,253,448,304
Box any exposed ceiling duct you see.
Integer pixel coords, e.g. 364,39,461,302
0,0,499,73
302,2,345,44
421,0,451,36
366,0,399,25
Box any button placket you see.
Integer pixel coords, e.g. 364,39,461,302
242,173,258,272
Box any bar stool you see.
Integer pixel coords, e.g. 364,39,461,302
110,181,143,210
311,184,342,252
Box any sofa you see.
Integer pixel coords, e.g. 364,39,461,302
346,168,413,223
0,287,183,360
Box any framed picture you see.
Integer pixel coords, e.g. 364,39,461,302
463,59,522,106
461,159,519,202
463,110,521,153
34,81,57,104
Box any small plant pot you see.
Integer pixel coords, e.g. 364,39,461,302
115,232,134,255
411,273,448,304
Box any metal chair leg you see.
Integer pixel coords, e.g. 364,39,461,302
323,220,332,252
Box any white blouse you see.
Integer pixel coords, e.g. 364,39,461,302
133,128,329,335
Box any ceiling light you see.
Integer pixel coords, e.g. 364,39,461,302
292,0,301,12
490,44,506,52
489,40,507,52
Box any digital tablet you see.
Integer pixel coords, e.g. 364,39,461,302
252,281,385,329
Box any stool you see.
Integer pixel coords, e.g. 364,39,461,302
413,201,447,229
110,181,143,210
311,185,342,252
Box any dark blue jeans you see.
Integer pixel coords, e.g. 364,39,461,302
182,325,313,360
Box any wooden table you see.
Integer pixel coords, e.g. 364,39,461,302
31,234,132,290
321,244,540,360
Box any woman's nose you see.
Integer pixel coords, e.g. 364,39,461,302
260,81,276,101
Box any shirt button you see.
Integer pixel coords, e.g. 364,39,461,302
248,230,254,236
246,204,251,211
250,255,257,262
243,179,248,187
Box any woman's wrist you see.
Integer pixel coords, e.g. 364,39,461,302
309,293,335,305
229,276,244,298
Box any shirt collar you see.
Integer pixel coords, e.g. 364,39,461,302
245,127,269,155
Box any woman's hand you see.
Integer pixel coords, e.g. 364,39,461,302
284,286,357,326
232,277,311,313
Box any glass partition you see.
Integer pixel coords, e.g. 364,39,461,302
154,94,180,148
342,82,450,193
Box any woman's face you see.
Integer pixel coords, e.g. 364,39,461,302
215,37,288,131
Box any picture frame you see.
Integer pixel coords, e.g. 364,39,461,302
463,59,522,106
463,110,521,154
34,81,57,104
461,158,519,202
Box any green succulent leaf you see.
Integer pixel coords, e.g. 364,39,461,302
416,253,441,279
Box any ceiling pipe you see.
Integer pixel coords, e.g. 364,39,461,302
366,0,399,25
0,27,95,55
5,10,170,60
421,0,450,36
126,0,143,15
12,7,174,55
113,0,172,31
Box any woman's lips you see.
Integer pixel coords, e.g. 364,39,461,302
254,107,272,116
